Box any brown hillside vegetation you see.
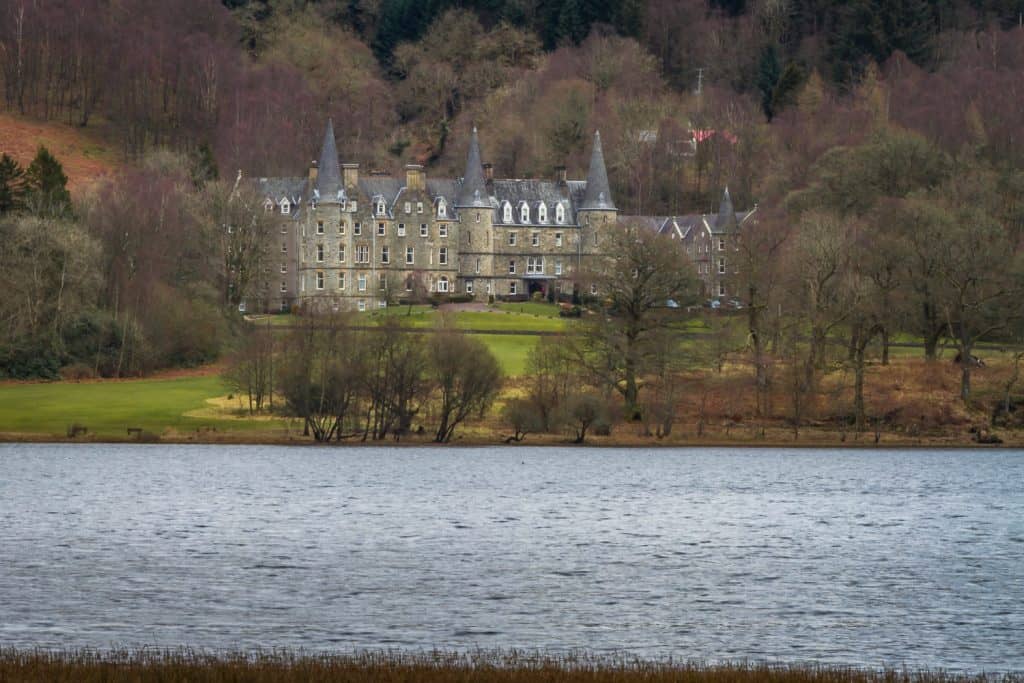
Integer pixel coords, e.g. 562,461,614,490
0,112,120,196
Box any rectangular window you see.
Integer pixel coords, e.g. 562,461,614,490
420,223,428,237
465,280,473,294
377,222,386,236
281,225,287,234
316,271,325,289
357,300,366,311
527,256,544,274
379,273,387,290
349,201,357,212
280,281,287,293
316,220,324,235
531,232,540,247
404,201,411,214
338,244,346,262
354,222,362,236
509,281,517,295
555,232,562,247
718,282,726,297
475,258,481,274
439,247,448,265
316,244,325,262
381,246,390,264
338,220,345,235
280,263,287,273
718,258,726,275
439,224,448,238
338,272,346,290
555,260,562,276
508,231,517,246
718,239,726,251
356,245,369,263
358,274,367,291
406,246,415,264
508,260,516,274
398,223,406,236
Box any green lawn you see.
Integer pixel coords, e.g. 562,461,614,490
477,334,538,376
0,375,284,438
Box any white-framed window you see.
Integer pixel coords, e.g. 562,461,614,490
406,246,415,264
338,220,345,235
281,242,288,253
486,281,492,294
475,258,481,274
338,272,346,290
508,231,517,246
281,224,287,234
378,300,387,309
420,223,428,237
316,271,325,289
377,222,386,236
405,275,414,292
316,244,325,262
379,273,387,290
338,244,346,262
357,300,366,311
509,281,517,295
555,260,562,275
465,280,474,294
439,247,448,265
555,203,565,224
718,281,726,296
280,198,290,214
356,245,369,263
316,220,324,235
264,199,273,213
508,260,516,274
417,201,424,213
531,232,540,247
438,276,450,293
358,274,367,291
376,199,386,216
718,258,726,275
349,200,357,212
718,238,726,251
381,246,390,264
503,202,513,223
280,263,287,273
527,256,544,274
439,224,448,238
280,281,287,292
404,201,411,214
555,232,563,247
520,203,529,223
437,200,447,218
354,222,362,236
538,203,547,223
398,223,406,236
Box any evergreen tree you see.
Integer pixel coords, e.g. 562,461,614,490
24,146,71,218
757,45,781,119
0,153,26,214
190,143,220,188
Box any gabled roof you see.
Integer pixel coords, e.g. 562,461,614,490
580,131,616,211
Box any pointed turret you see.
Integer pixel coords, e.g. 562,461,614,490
717,186,736,229
315,119,343,201
455,126,489,208
580,130,616,211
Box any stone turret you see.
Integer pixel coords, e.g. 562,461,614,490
455,127,490,208
579,130,616,211
315,119,343,203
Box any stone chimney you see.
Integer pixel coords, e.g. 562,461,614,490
555,165,567,184
483,162,494,181
309,160,318,184
342,163,359,188
405,164,425,191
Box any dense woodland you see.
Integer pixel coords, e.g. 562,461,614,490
2,0,1024,437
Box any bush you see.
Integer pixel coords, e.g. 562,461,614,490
558,305,582,318
531,291,544,302
59,362,96,381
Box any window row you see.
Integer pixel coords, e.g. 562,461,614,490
500,201,566,225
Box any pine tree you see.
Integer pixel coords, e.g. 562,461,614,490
757,45,781,119
190,142,220,188
24,146,72,218
0,153,26,214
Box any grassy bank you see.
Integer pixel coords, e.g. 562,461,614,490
0,650,1015,683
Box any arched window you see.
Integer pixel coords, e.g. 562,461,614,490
555,203,565,224
520,203,529,223
503,202,513,223
538,202,547,223
280,198,290,214
263,199,273,213
376,199,386,216
438,200,447,219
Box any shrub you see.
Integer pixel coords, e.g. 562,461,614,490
59,362,96,381
531,291,544,302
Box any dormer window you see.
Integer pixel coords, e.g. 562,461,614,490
438,200,447,219
280,198,290,215
264,199,273,213
555,203,565,224
503,202,513,223
520,203,529,223
538,203,547,223
376,199,386,216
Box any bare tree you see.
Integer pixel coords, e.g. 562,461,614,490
428,328,502,442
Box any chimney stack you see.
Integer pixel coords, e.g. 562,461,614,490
483,163,494,182
405,164,425,191
555,165,567,184
342,163,359,188
309,160,318,184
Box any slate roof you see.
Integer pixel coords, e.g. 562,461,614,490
455,127,489,208
580,131,616,211
315,119,343,202
256,177,306,204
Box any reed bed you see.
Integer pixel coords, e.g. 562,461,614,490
0,650,1019,683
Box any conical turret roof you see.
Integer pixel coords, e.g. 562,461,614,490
580,130,616,211
315,119,343,201
717,186,736,229
455,127,489,208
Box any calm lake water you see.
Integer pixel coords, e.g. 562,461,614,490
0,444,1022,670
